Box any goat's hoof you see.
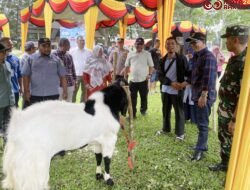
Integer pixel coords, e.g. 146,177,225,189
106,178,114,186
96,173,104,180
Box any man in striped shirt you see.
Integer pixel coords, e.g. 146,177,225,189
53,38,76,102
186,32,217,161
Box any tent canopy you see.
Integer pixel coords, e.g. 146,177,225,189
0,14,10,37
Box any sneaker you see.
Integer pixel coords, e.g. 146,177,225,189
156,130,168,136
208,163,228,172
176,135,185,141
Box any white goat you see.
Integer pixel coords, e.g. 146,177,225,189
2,84,128,190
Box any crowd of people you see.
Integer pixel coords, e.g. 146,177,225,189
0,24,249,175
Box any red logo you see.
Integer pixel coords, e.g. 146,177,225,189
203,0,246,10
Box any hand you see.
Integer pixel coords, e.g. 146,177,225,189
85,84,92,89
180,81,188,89
228,120,235,135
19,88,23,96
171,82,182,90
198,96,207,108
147,74,151,80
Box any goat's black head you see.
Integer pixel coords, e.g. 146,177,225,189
102,81,128,120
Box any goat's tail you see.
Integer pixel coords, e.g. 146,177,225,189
2,141,50,190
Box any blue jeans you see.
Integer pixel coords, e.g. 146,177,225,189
194,102,212,151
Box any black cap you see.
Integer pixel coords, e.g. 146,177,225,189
38,38,51,45
221,25,249,38
0,42,7,52
186,32,206,42
135,37,144,45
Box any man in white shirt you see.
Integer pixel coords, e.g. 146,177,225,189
70,36,92,102
124,37,154,118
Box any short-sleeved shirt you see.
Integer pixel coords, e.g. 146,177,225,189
0,61,15,108
20,52,30,70
109,49,128,75
125,50,154,82
218,48,247,119
6,54,21,93
21,52,66,96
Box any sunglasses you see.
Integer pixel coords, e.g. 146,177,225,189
136,43,144,46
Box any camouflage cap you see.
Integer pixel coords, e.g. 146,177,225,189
221,25,249,38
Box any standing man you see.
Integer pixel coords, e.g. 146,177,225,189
186,32,217,161
70,36,92,102
156,37,189,140
20,41,37,109
149,39,161,93
209,25,249,171
0,43,15,137
0,37,22,107
22,38,67,105
124,37,154,118
53,38,76,102
20,41,37,69
109,38,129,80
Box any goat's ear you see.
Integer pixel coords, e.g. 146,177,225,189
84,100,96,116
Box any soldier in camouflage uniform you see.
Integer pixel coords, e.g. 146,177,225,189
209,25,249,172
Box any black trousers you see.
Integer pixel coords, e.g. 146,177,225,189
14,92,19,107
129,80,148,117
162,92,185,136
0,106,12,133
29,95,59,106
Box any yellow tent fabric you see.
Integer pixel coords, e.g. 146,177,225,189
84,6,98,49
0,14,10,37
2,23,10,37
225,38,250,190
157,0,176,55
119,14,128,39
44,2,53,38
21,22,29,52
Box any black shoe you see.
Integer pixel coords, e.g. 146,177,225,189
141,112,147,116
191,151,204,161
208,163,228,172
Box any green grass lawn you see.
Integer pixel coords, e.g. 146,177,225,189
0,92,226,190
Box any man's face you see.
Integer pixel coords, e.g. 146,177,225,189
39,43,51,56
77,39,85,49
155,41,160,49
190,40,203,52
4,39,13,54
117,41,124,49
61,42,70,52
165,39,177,53
0,51,6,63
135,42,144,52
30,47,37,54
225,36,236,52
